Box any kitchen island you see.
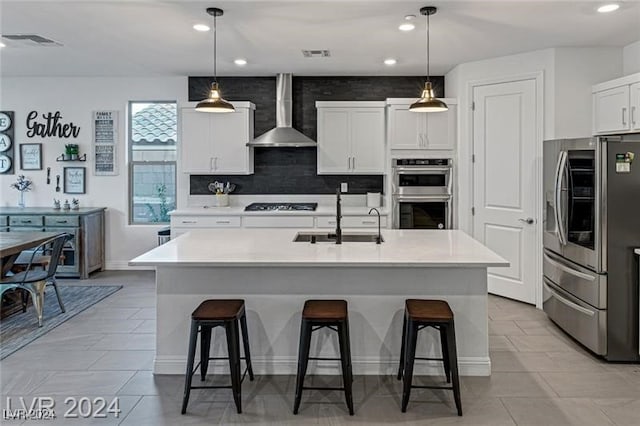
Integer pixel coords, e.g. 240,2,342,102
130,229,508,376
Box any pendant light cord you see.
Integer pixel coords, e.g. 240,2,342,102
426,11,430,82
213,12,217,84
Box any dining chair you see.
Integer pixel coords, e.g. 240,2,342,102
0,233,71,326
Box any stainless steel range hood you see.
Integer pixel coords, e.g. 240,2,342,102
247,73,316,148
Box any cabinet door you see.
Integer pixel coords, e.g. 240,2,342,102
350,108,385,173
317,108,351,174
181,108,213,173
593,86,630,134
425,104,456,150
388,106,424,150
631,82,640,131
211,108,253,174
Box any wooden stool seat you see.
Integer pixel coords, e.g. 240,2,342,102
192,299,245,320
405,299,453,322
302,299,348,320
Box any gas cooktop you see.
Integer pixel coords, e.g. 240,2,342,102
244,203,318,212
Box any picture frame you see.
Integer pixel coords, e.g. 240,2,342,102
63,166,86,194
20,143,42,170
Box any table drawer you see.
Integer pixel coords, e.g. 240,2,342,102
9,215,43,227
316,215,387,228
171,216,241,228
45,215,80,227
0,215,7,226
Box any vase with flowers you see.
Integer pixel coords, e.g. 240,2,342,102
10,175,33,208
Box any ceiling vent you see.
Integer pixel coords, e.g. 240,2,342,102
302,49,330,58
1,34,62,47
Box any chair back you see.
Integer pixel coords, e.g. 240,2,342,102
22,233,71,281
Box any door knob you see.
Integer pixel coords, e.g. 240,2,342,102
518,217,535,224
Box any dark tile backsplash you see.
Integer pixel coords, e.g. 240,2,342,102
187,75,443,194
190,148,384,195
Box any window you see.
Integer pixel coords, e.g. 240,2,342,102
128,101,177,224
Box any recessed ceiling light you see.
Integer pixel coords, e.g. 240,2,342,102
399,23,415,32
193,23,210,32
597,3,620,13
0,42,5,48
384,58,397,66
234,58,247,66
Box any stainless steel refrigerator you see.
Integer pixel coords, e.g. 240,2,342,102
543,134,640,361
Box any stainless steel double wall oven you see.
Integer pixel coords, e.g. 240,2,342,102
543,135,640,361
392,159,452,229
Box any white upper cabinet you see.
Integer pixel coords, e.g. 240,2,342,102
180,102,255,174
631,82,640,132
592,73,640,135
316,102,385,174
386,99,457,150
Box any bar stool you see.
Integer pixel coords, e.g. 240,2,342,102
397,299,462,415
293,299,354,416
181,299,254,415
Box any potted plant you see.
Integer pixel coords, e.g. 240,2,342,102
65,144,79,160
10,175,33,208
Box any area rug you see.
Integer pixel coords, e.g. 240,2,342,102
0,285,122,360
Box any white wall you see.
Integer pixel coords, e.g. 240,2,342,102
0,76,188,269
623,39,640,75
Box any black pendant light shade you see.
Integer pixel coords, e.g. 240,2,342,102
196,7,234,113
410,6,448,113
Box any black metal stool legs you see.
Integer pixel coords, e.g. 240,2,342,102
401,319,418,413
439,326,451,383
200,326,212,381
397,314,407,380
239,311,255,381
181,321,199,414
447,320,462,416
225,319,243,413
338,320,355,415
293,319,312,415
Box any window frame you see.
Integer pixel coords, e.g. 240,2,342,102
127,100,177,225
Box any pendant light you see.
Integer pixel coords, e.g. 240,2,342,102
410,6,448,113
196,7,235,113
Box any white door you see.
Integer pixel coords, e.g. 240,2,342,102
473,79,537,304
350,108,385,173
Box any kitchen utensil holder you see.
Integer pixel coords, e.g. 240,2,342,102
214,193,230,207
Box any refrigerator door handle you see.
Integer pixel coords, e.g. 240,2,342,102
545,281,596,317
543,252,595,281
554,150,568,245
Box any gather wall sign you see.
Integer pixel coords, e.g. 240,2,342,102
26,111,81,138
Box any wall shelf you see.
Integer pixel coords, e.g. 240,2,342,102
56,154,87,162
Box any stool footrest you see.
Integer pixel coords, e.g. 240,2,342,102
411,385,454,390
190,385,233,390
308,356,341,361
302,386,345,391
415,357,444,361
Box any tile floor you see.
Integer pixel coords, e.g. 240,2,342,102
1,270,640,425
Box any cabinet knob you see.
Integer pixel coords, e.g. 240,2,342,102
622,107,627,126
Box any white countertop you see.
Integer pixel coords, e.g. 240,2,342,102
170,206,389,217
130,229,508,268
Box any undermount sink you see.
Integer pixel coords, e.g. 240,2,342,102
294,232,383,243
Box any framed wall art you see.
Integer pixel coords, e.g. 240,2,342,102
93,110,118,175
20,143,42,170
63,166,86,194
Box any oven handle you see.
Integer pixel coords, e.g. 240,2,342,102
394,167,451,174
392,195,452,202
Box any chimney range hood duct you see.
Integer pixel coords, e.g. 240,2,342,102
247,73,316,148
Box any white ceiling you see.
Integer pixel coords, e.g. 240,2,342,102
1,0,639,77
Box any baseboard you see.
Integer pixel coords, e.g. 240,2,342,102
154,356,491,376
106,261,153,271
